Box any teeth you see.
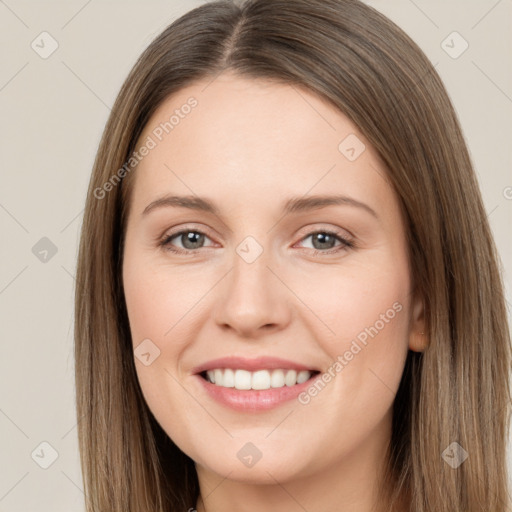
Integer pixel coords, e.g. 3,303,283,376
223,368,235,387
235,369,252,390
285,370,297,386
204,369,314,390
270,369,285,388
252,370,270,390
297,370,310,384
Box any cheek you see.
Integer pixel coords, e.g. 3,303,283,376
122,266,205,462
123,254,204,348
292,258,411,423
286,251,410,344
122,250,227,425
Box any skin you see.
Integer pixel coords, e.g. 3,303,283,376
122,72,426,512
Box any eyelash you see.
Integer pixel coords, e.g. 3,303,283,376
158,227,355,256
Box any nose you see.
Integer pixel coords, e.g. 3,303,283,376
213,245,292,339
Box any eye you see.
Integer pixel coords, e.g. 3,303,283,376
159,227,354,255
159,229,215,254
295,230,354,254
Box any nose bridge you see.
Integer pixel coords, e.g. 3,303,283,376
214,235,290,336
230,235,276,310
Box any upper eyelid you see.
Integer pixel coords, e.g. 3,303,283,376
161,225,216,243
161,223,352,239
161,225,353,248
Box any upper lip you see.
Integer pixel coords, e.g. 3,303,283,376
191,356,320,374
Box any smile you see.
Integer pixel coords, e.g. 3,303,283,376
192,356,322,411
202,368,318,390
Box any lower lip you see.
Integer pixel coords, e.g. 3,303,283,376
194,373,320,412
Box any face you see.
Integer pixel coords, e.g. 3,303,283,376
122,72,425,486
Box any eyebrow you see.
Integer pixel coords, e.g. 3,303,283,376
141,194,379,219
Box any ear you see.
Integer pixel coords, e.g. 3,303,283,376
409,292,427,352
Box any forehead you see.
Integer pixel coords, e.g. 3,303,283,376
130,73,393,215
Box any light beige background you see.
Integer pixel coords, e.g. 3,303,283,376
1,1,511,510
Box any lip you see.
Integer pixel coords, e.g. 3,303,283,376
190,356,322,412
194,371,321,412
190,356,320,374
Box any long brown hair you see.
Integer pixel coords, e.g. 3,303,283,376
74,0,512,510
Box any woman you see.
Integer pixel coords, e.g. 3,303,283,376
74,0,511,510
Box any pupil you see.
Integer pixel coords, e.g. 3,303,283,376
183,232,204,249
313,233,335,250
